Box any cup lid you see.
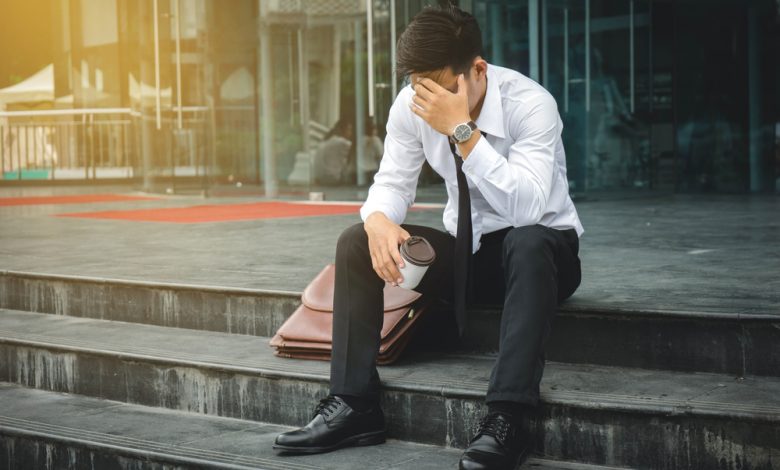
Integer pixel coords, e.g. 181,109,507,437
400,236,436,266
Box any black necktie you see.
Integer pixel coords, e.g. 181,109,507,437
449,136,479,337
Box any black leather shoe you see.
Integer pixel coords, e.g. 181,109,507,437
273,395,385,454
459,412,530,470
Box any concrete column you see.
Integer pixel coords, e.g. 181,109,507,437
528,0,540,81
332,26,342,126
355,19,366,186
747,5,763,192
258,2,277,198
489,3,504,66
298,27,310,153
390,0,397,99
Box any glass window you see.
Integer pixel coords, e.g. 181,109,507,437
5,0,776,194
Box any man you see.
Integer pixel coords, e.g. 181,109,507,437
314,119,353,185
274,5,583,469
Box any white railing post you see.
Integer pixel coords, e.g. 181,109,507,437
174,0,183,130
153,0,162,130
367,0,375,118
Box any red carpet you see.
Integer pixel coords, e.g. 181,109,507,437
0,194,160,206
57,201,363,223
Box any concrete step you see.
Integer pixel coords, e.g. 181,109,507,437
2,270,778,377
0,382,420,469
0,309,777,469
0,383,628,470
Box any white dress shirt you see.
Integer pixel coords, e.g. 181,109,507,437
360,64,584,253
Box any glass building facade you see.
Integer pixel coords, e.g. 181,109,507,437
1,0,778,196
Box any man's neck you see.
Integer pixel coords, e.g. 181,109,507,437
469,77,488,122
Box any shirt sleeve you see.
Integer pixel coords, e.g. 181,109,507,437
461,93,560,227
360,89,426,224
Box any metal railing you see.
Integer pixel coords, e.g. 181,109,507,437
270,0,365,16
0,107,234,182
0,105,303,185
0,108,136,181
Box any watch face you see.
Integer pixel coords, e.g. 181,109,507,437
454,123,472,142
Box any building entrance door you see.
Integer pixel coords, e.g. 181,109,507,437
541,0,653,193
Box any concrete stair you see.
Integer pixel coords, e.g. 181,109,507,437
0,271,779,469
0,383,621,470
2,270,778,376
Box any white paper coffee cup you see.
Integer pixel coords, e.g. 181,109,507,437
397,236,436,290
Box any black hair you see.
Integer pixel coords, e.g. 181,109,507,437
364,118,376,135
396,3,483,78
325,118,352,140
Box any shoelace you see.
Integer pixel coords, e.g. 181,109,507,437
475,413,513,446
313,395,342,419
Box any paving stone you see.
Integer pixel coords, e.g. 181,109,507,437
1,189,778,318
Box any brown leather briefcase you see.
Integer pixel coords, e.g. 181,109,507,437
269,264,427,365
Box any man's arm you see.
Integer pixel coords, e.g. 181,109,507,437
360,88,426,285
408,74,558,227
360,88,426,225
460,94,558,227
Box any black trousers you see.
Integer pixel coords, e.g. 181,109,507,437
329,222,581,407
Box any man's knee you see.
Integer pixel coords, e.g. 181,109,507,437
336,222,368,254
502,225,553,267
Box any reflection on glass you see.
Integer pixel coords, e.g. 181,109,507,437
587,0,651,190
1,0,776,195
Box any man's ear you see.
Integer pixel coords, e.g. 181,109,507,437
473,57,488,80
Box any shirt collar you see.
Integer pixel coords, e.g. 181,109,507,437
474,64,505,139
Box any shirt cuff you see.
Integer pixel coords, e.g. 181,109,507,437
360,203,398,224
360,188,408,225
460,136,503,186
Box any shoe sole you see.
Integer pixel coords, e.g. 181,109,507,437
272,430,386,455
458,446,531,470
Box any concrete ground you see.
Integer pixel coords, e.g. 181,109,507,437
0,183,777,317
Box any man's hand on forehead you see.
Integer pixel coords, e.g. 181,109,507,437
413,77,456,94
409,74,471,137
412,79,438,102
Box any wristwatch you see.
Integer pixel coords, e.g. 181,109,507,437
449,120,478,145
